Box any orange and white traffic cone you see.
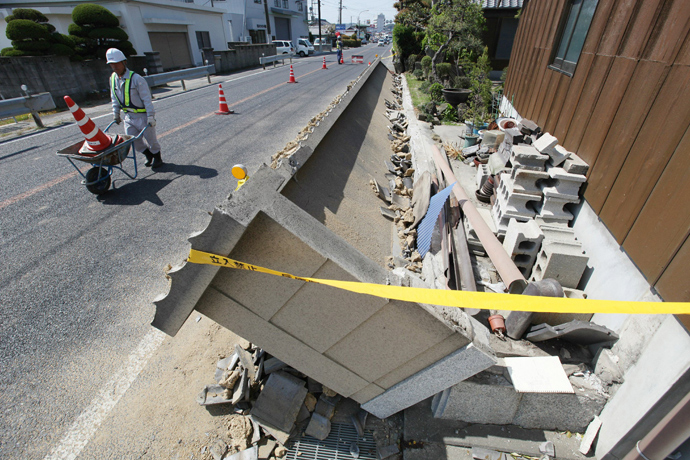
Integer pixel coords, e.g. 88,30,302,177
322,56,327,69
216,84,234,114
340,56,344,64
287,65,297,83
368,61,371,66
64,95,116,154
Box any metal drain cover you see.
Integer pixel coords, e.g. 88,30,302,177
286,422,378,459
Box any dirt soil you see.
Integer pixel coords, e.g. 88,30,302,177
79,314,251,460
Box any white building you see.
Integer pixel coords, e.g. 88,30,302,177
376,13,384,33
0,0,309,70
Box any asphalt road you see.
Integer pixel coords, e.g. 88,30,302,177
0,44,390,459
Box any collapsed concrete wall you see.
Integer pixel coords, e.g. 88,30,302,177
153,62,496,418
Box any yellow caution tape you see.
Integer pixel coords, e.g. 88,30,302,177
187,249,690,314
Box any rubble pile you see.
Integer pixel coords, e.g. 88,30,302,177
196,340,388,459
369,75,424,273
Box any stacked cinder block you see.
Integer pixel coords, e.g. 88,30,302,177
502,219,544,278
531,224,589,289
510,144,549,170
491,166,548,236
537,166,587,226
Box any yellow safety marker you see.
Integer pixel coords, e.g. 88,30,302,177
231,164,248,190
187,249,690,315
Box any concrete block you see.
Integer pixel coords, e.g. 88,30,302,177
490,142,512,174
518,119,539,135
465,207,498,254
324,299,455,382
196,288,370,397
305,412,331,440
361,342,496,420
544,166,587,199
476,163,491,190
513,387,607,432
431,373,520,424
502,219,544,278
533,132,558,156
562,152,589,175
504,127,524,146
510,144,549,171
511,168,550,196
538,190,579,224
539,224,577,244
270,260,388,353
531,241,589,289
549,144,572,166
250,371,308,443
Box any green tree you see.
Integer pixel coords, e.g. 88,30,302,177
467,47,493,126
426,0,485,84
394,0,431,31
2,8,75,57
69,4,135,60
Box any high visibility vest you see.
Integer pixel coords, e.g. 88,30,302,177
111,71,147,113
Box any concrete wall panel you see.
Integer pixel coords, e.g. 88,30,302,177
324,300,455,383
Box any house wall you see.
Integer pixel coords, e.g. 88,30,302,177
503,0,690,302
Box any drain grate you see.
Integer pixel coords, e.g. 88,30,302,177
286,422,378,460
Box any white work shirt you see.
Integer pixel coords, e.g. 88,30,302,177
111,69,155,118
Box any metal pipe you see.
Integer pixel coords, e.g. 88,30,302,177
430,144,526,291
623,391,690,460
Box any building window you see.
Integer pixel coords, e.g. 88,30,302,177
550,0,598,75
297,1,303,11
196,31,211,49
282,0,289,8
255,0,262,3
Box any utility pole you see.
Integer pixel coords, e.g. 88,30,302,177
338,0,342,25
318,0,322,51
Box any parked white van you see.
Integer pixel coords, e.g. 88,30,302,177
296,39,315,56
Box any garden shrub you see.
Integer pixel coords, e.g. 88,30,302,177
421,55,432,76
406,54,417,73
420,80,431,93
429,82,444,103
4,10,75,57
70,3,135,58
413,69,423,79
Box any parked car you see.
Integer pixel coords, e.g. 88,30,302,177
313,38,327,46
272,40,295,54
296,39,314,56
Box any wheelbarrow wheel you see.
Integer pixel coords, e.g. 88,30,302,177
85,167,111,195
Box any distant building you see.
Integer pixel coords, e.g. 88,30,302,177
0,0,309,70
376,14,384,33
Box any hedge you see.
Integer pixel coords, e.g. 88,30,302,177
72,4,119,28
7,8,48,23
6,19,50,41
88,27,127,41
12,39,51,52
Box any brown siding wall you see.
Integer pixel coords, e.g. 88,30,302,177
504,0,690,301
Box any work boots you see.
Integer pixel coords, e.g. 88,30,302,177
142,149,154,167
151,152,163,168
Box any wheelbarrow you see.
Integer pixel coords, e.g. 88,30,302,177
56,121,148,195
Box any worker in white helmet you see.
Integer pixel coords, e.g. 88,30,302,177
106,47,163,168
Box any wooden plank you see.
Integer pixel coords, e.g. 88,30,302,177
576,57,637,169
545,72,571,133
553,52,594,140
536,69,560,128
524,0,556,118
655,235,690,302
530,55,553,122
642,0,690,63
674,29,690,65
600,65,690,243
622,124,690,283
507,0,538,108
562,55,614,152
596,0,640,55
619,0,665,59
584,60,670,212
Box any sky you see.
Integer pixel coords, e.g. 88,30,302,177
307,0,398,26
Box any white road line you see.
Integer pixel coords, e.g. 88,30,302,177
44,328,166,460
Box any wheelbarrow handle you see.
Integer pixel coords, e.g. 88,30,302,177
134,124,149,140
104,120,117,132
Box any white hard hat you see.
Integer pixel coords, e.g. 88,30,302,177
106,48,126,64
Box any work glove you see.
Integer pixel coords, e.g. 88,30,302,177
113,113,121,124
147,116,156,128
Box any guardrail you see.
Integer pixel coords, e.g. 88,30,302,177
259,54,293,70
143,64,215,90
0,92,56,128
